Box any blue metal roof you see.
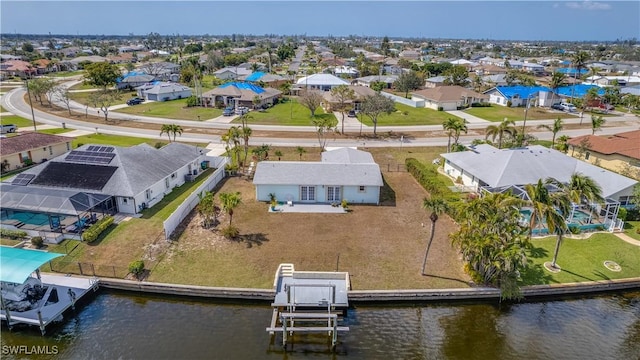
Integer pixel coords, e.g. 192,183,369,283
219,82,265,94
556,68,588,75
117,71,148,83
495,85,550,99
0,247,63,284
556,84,605,98
244,72,265,82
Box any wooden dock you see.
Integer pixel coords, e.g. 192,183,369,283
267,264,350,349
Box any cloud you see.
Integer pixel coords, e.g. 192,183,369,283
565,1,612,10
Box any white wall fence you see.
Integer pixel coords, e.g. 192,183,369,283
163,157,229,240
381,92,425,108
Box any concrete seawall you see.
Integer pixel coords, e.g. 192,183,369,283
98,277,640,303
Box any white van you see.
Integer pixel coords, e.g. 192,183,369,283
560,103,577,113
0,124,17,134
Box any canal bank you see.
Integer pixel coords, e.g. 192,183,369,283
97,275,640,303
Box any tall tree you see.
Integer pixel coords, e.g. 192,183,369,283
84,62,120,90
421,197,448,275
89,90,120,123
442,117,468,152
394,70,423,98
360,93,395,136
381,36,390,57
591,115,606,134
556,135,571,153
160,124,183,142
485,118,517,149
53,86,73,115
571,51,590,100
311,116,338,152
197,190,219,228
295,146,306,160
330,85,356,134
299,89,324,118
549,72,566,106
443,65,469,86
536,117,564,148
219,192,242,226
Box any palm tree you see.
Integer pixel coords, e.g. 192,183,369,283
442,118,468,152
537,117,564,148
160,124,183,142
556,135,570,153
295,146,306,160
274,150,283,161
240,126,252,168
591,115,605,135
226,126,242,164
571,51,590,101
219,191,242,226
566,172,603,205
485,118,517,149
421,197,448,275
549,72,566,107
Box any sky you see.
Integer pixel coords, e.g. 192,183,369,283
1,1,639,41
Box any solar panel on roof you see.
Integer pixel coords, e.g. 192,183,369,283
87,145,99,151
66,150,115,165
11,173,35,186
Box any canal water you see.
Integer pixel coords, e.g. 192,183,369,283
1,290,639,359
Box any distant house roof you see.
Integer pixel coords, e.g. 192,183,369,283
441,144,637,199
555,84,605,98
621,85,640,96
567,130,640,161
213,67,252,77
202,82,282,101
296,73,349,86
323,85,376,103
141,82,191,95
356,75,399,84
241,72,286,83
412,86,488,102
489,85,551,99
117,71,155,83
557,68,589,75
253,148,383,187
425,76,448,83
69,55,107,64
0,132,70,156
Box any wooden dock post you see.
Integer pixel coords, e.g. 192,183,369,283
37,310,45,335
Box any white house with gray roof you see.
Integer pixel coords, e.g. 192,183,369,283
253,148,383,204
441,144,637,204
136,82,192,101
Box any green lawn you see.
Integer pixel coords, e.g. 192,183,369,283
48,70,85,78
1,115,37,128
0,105,6,112
465,105,576,122
72,133,168,148
39,128,74,135
68,89,125,105
520,233,640,285
115,98,222,121
624,221,640,241
359,103,462,126
69,82,99,91
232,100,336,126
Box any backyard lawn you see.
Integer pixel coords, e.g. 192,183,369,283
39,128,74,135
115,98,222,121
68,89,125,105
232,100,336,126
624,221,640,241
520,233,640,285
464,105,576,122
359,103,462,126
71,133,171,148
48,70,85,78
69,82,99,91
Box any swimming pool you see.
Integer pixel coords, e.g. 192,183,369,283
520,208,602,235
0,211,66,227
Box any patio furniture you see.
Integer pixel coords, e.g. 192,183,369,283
287,201,293,207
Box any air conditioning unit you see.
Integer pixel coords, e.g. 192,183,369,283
185,174,196,182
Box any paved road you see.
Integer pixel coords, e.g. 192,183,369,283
2,85,639,148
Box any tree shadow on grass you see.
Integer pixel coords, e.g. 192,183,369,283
562,268,596,282
86,224,117,246
519,263,555,285
528,245,549,259
378,175,396,206
422,274,469,286
232,232,269,248
592,270,611,281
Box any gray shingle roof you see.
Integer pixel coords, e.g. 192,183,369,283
253,162,383,186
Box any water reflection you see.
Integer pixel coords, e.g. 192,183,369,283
1,291,638,359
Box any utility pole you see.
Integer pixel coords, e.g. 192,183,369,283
24,77,37,132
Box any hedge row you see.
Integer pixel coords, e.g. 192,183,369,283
82,215,114,243
0,229,28,240
406,158,461,217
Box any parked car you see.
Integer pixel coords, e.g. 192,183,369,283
560,103,577,113
551,103,564,111
0,124,17,134
599,103,614,111
222,107,235,116
347,110,357,117
126,97,144,106
235,106,249,115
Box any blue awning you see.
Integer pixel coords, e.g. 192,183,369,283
0,247,63,284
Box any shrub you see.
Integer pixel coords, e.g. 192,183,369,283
185,95,198,107
30,236,44,248
506,100,512,107
437,106,444,111
341,199,349,209
128,260,144,277
626,208,640,221
471,102,492,108
154,142,165,149
617,207,627,221
0,229,28,239
221,225,239,239
569,225,581,235
405,158,461,218
402,110,409,116
82,215,114,242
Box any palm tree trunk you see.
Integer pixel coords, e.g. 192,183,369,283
551,233,562,268
447,136,451,153
421,221,437,275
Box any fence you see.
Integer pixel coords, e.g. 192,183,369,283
382,163,407,172
49,260,130,278
380,92,425,108
162,157,229,240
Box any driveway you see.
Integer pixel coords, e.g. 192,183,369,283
446,110,490,124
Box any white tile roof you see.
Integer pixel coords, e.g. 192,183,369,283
296,73,349,86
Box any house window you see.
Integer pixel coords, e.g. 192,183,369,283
619,196,632,206
165,178,170,189
171,173,176,179
123,198,128,204
146,189,152,199
43,147,47,152
327,186,341,202
66,142,71,151
301,186,315,201
20,152,29,162
49,146,53,155
358,186,366,193
585,152,590,160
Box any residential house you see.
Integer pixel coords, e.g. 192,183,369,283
0,132,72,171
567,130,640,184
585,75,640,87
484,85,550,107
136,82,192,101
621,85,640,96
140,61,181,81
399,49,421,60
331,66,360,78
116,72,155,90
239,72,290,89
441,144,637,209
353,75,398,89
424,76,448,88
253,148,383,204
295,73,349,92
0,60,37,78
201,82,281,108
213,66,252,80
322,85,377,111
411,86,488,111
